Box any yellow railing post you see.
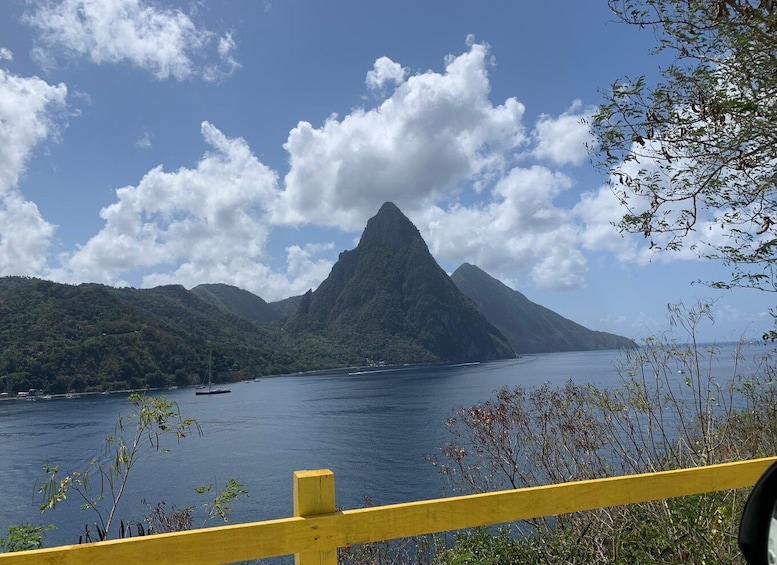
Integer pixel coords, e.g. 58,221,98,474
293,469,337,565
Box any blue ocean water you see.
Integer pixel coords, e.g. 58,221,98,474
0,345,767,554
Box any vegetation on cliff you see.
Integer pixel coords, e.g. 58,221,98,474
451,263,635,353
284,202,515,363
0,277,356,394
0,203,635,395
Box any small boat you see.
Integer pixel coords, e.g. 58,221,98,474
195,349,231,396
196,387,230,395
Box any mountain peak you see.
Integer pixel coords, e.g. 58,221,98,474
358,201,423,248
285,203,515,363
378,201,402,215
451,263,635,353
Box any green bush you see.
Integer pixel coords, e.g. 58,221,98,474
0,523,52,552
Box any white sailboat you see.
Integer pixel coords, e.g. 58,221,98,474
195,350,231,395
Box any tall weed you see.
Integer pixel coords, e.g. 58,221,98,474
427,301,776,564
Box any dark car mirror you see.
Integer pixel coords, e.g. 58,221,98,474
740,460,777,564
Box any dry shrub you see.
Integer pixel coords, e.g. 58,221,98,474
430,301,777,564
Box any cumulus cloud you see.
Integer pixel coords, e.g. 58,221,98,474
141,242,334,301
24,0,239,81
421,166,587,290
13,36,667,299
574,183,649,264
274,41,526,230
532,100,594,166
365,56,407,90
0,68,68,192
59,122,278,285
0,48,12,61
50,122,340,300
574,141,732,267
0,192,56,276
265,41,624,291
0,66,66,276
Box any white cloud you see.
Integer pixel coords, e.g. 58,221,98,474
267,37,610,292
58,122,279,287
0,67,68,192
0,66,66,276
203,32,241,82
43,39,664,297
574,183,648,263
267,42,643,292
43,121,339,299
421,165,587,290
13,36,671,299
532,100,594,166
0,48,12,61
573,141,734,267
365,56,407,90
274,41,526,230
141,241,334,300
135,129,152,148
277,242,336,297
24,0,239,81
0,192,56,276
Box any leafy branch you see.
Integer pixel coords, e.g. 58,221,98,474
591,0,777,291
36,393,202,541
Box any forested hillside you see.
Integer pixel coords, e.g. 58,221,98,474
0,203,636,396
0,277,356,394
191,283,283,323
284,203,515,363
451,264,635,353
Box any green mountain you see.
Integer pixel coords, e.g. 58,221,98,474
0,205,633,396
451,263,635,353
269,294,304,318
284,202,515,363
0,278,355,395
191,283,282,323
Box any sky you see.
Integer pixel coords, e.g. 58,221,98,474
0,0,772,343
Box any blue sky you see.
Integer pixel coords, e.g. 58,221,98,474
0,0,771,343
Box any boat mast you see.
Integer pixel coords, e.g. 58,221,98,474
208,349,213,387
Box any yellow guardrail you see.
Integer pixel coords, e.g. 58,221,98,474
1,457,775,565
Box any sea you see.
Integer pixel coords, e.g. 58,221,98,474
0,344,771,557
